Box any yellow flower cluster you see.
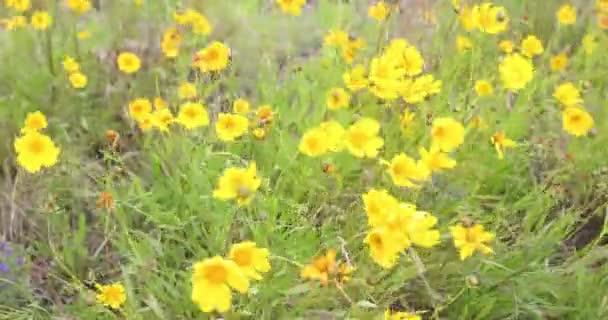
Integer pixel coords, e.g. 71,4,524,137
301,249,354,286
62,56,88,89
14,112,60,173
324,29,366,64
553,83,594,137
275,0,306,16
459,2,508,34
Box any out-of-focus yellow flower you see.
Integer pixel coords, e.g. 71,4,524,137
255,105,275,125
215,113,249,142
472,3,508,34
324,29,349,48
128,98,152,121
384,310,421,320
344,118,384,158
192,256,249,313
8,0,30,12
490,132,517,159
299,127,330,157
469,115,488,130
553,82,583,107
326,87,350,110
341,37,366,64
66,0,92,15
418,145,456,173
193,41,230,72
597,12,608,29
450,223,494,260
301,249,337,286
521,35,544,58
69,72,87,89
319,120,345,152
31,11,51,30
77,30,91,40
178,82,197,100
117,52,141,74
276,0,306,16
475,80,494,96
499,54,534,91
95,283,126,309
459,5,476,31
363,189,399,227
598,0,608,11
557,4,576,25
431,117,465,152
174,9,212,35
369,1,390,22
252,127,266,140
343,65,368,92
562,107,594,137
154,97,168,110
21,111,47,133
498,40,514,54
582,34,597,55
456,35,473,52
213,162,261,206
14,131,60,173
550,53,568,72
177,102,209,129
233,98,250,114
365,228,404,268
387,153,430,188
228,241,271,281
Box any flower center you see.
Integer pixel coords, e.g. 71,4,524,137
28,138,45,154
232,249,253,267
204,264,228,284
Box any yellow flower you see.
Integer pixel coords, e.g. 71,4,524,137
161,27,182,58
472,3,509,34
369,1,390,22
228,241,271,281
550,53,568,72
324,29,349,48
344,118,384,158
193,41,230,72
341,38,366,64
177,102,209,129
8,0,30,12
364,228,404,269
137,114,154,131
213,163,261,206
326,87,350,110
562,107,594,137
128,98,152,121
456,35,473,52
62,56,80,73
319,120,345,152
450,223,494,260
252,127,266,140
553,82,583,107
301,249,337,286
582,34,597,55
363,189,400,227
233,98,250,114
178,82,197,100
14,131,60,173
66,0,92,14
117,52,141,74
154,97,168,110
490,132,517,159
69,72,87,89
368,56,403,100
21,111,47,133
215,113,249,141
459,5,476,31
192,256,249,313
597,12,608,30
384,310,421,320
152,109,174,132
474,80,494,96
190,12,213,35
400,109,416,134
557,4,576,25
276,0,306,16
387,153,430,188
95,283,126,309
299,127,330,157
598,0,608,11
468,115,488,130
418,146,456,173
77,30,91,40
431,117,465,152
499,54,534,91
31,11,51,30
255,105,275,125
498,40,514,54
385,40,424,77
343,65,368,91
521,35,544,58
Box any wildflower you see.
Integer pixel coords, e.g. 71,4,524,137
96,191,113,209
14,132,60,173
77,30,91,39
415,74,442,98
69,72,87,89
252,127,266,140
341,38,366,64
177,102,209,129
562,107,594,137
153,97,168,110
582,34,597,55
193,41,230,72
450,223,494,260
152,109,174,132
400,109,416,134
431,117,465,152
161,27,182,58
387,153,430,188
21,111,47,133
459,5,476,31
362,189,400,227
406,210,441,248
233,98,250,114
62,56,80,73
456,35,473,52
490,132,516,159
553,82,583,107
384,310,421,320
364,228,403,269
66,0,92,14
598,0,608,11
228,241,271,280
499,54,534,91
128,98,152,121
324,29,349,48
550,53,568,72
190,11,213,35
178,82,197,100
369,1,390,22
117,52,141,74
344,118,384,158
319,120,345,151
191,256,249,313
213,163,261,206
521,35,544,58
9,0,30,12
215,113,249,141
343,65,368,91
498,40,514,54
137,114,154,131
469,115,488,130
474,80,493,96
255,105,275,125
326,87,350,110
557,4,576,25
597,12,608,30
299,127,330,157
276,0,306,16
96,283,126,309
472,3,509,34
418,146,456,173
301,249,337,286
31,11,52,30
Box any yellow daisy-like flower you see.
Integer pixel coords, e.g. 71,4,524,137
66,0,92,14
521,35,544,58
387,153,430,188
31,11,52,30
562,107,594,137
213,162,261,206
368,1,390,22
490,132,517,159
177,82,197,100
192,256,249,313
324,29,349,48
153,97,169,111
14,131,60,173
128,98,152,121
161,27,182,58
215,113,249,141
550,53,568,72
95,282,127,309
228,241,271,281
557,4,576,25
69,72,87,89
344,118,384,158
8,0,31,12
21,111,47,133
474,80,494,96
430,117,465,153
384,310,421,320
364,228,404,269
319,120,345,152
301,249,337,286
553,82,583,108
326,87,350,110
62,56,80,73
418,145,456,173
233,98,250,114
152,109,174,132
450,223,495,260
343,65,368,92
117,52,141,74
459,5,476,31
472,3,509,34
499,54,534,91
255,105,275,125
498,40,514,54
362,189,399,228
193,41,230,73
456,35,473,52
299,127,330,157
177,102,209,129
276,0,306,16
